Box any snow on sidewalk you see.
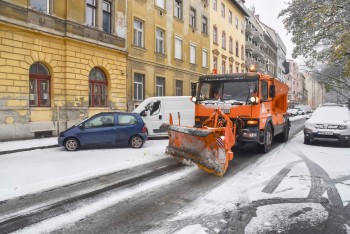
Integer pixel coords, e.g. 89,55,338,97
0,137,58,153
0,140,168,201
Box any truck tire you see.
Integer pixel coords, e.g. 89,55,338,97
259,124,273,153
276,120,289,142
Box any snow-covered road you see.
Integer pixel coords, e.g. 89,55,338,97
151,132,350,234
1,115,350,233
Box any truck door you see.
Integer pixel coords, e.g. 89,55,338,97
260,80,275,125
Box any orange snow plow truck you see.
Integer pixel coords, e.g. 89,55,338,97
163,72,289,176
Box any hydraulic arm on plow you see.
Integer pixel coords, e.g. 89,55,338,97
164,108,236,176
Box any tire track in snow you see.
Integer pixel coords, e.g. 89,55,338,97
0,162,186,234
261,160,303,194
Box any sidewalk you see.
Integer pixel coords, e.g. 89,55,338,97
0,137,58,155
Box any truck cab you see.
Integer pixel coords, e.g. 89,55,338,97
192,72,289,152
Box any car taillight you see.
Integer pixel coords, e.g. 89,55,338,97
142,124,147,133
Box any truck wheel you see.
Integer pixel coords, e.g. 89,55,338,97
130,135,144,148
260,124,273,153
276,120,289,142
64,138,80,151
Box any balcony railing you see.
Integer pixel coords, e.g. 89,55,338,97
245,24,254,36
253,31,264,43
245,40,254,51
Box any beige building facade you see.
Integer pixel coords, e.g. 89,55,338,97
304,72,325,109
0,0,127,140
126,0,210,111
209,0,248,74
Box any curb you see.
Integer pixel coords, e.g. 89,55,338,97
0,145,59,156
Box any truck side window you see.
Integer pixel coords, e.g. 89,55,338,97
150,101,161,115
261,81,268,101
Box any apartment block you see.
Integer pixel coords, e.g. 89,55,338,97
0,0,127,140
126,0,210,110
209,0,248,74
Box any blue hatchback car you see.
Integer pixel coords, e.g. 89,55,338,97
58,112,147,151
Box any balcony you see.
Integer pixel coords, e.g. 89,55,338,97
252,47,265,58
245,57,254,66
253,31,264,43
245,24,254,36
245,40,254,51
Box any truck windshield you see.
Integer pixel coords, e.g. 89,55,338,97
198,80,258,103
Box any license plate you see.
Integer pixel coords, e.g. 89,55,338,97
318,131,334,135
222,109,230,114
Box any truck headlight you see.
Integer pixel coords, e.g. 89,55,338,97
250,97,259,103
243,132,258,138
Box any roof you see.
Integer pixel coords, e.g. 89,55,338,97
230,0,250,17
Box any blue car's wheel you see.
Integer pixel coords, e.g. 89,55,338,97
130,135,144,148
64,138,80,151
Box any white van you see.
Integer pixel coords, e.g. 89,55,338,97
133,96,195,137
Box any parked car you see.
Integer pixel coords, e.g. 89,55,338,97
58,112,147,151
297,109,306,115
304,104,350,146
287,108,299,116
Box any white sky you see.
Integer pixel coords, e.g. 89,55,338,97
244,0,294,59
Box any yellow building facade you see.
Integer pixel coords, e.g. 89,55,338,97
209,0,248,74
126,0,210,110
0,0,127,140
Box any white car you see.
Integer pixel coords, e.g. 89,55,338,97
287,108,299,116
304,104,350,146
297,109,306,115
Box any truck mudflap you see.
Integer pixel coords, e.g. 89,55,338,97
162,108,235,176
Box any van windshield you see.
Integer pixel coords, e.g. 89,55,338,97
198,80,258,103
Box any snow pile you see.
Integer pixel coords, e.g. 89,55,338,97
245,203,328,234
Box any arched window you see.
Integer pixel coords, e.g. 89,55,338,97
29,62,51,107
89,67,108,107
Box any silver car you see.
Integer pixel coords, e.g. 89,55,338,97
304,104,350,146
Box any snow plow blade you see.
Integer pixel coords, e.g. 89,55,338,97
165,126,229,176
163,108,236,176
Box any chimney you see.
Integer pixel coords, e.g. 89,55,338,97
255,14,259,20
